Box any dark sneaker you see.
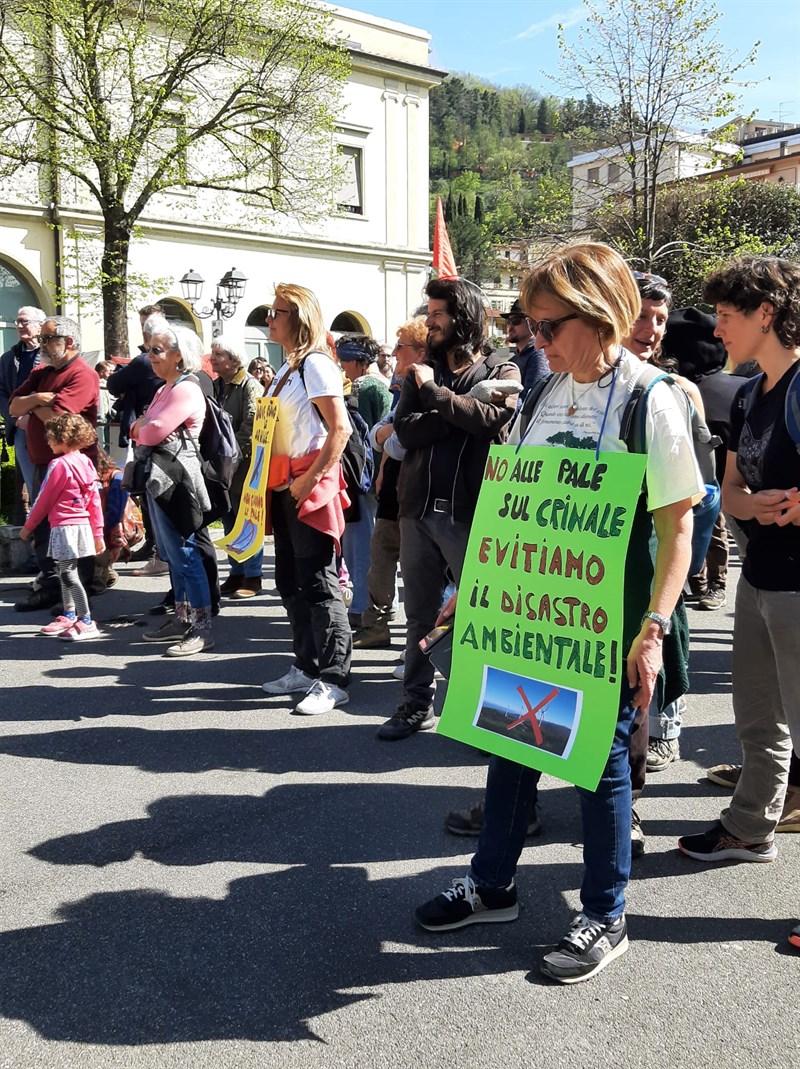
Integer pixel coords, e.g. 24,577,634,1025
789,924,800,950
444,799,542,838
646,736,680,772
376,702,434,741
698,584,726,611
541,913,628,984
631,807,645,858
706,764,741,789
685,575,708,603
353,622,392,649
678,820,777,863
415,874,518,931
219,575,241,596
15,587,60,612
142,619,190,642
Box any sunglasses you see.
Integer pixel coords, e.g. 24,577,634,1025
528,313,579,343
39,333,66,344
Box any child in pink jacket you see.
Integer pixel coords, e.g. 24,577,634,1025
21,413,105,640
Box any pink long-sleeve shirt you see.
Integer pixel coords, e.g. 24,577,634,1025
133,378,205,445
23,452,103,538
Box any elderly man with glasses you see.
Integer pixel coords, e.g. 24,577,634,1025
9,316,99,612
0,306,47,510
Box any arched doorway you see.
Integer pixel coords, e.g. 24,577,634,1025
0,259,49,353
245,304,284,370
330,310,371,334
156,296,201,336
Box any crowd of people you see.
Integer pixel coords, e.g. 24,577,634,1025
2,243,799,982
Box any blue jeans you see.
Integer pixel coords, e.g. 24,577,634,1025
14,428,36,499
470,687,637,922
342,491,377,615
148,495,211,631
222,501,263,578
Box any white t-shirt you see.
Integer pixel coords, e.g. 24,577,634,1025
509,350,703,512
268,351,345,459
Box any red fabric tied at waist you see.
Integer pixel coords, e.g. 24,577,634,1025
265,451,350,554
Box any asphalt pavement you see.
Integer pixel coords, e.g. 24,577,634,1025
0,547,797,1069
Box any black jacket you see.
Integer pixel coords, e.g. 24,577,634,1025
107,351,163,445
394,351,517,522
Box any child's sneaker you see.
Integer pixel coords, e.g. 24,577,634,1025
40,615,77,637
59,620,101,641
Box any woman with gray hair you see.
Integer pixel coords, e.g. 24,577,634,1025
130,318,214,656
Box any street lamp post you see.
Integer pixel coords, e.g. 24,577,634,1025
179,267,248,338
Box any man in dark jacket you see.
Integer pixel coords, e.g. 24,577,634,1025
107,304,164,447
376,277,520,741
504,298,549,399
0,305,46,508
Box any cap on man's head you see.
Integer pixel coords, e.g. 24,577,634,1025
504,298,526,321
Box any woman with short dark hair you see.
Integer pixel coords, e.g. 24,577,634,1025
678,256,800,952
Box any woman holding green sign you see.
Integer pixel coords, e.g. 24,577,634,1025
415,243,702,984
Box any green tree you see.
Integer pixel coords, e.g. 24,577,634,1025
597,178,800,305
557,0,758,266
0,0,348,354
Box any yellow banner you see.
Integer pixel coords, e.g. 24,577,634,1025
213,396,278,562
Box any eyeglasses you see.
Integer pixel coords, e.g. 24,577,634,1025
39,333,66,344
632,270,668,286
394,342,422,351
528,313,579,343
265,308,290,319
146,345,175,355
15,318,32,326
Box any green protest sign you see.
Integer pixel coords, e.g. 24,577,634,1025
437,445,647,790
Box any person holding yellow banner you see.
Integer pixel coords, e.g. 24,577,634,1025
415,243,702,984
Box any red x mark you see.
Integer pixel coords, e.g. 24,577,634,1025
507,685,560,745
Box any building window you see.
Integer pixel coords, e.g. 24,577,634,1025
337,145,364,215
588,166,600,185
608,162,621,182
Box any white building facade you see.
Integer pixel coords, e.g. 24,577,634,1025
567,135,738,230
0,4,443,363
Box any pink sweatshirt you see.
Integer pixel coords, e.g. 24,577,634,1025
24,452,103,538
134,379,205,445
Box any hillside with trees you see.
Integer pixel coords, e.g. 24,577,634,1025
428,74,616,281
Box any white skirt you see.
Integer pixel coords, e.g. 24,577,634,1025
49,523,95,561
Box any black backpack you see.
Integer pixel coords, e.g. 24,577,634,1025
298,356,374,496
178,374,242,521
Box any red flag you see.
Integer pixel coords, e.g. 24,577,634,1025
433,197,458,280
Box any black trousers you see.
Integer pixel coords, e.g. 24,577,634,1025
271,489,352,688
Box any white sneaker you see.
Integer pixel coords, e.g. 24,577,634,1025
262,665,316,695
294,680,349,715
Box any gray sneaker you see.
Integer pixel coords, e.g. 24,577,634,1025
142,619,190,642
646,736,680,772
165,632,215,657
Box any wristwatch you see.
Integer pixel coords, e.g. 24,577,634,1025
642,610,672,636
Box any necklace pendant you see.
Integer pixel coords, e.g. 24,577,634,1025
568,404,577,416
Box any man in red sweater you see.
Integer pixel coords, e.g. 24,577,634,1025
10,315,100,611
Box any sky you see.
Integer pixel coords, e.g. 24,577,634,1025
343,0,800,126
